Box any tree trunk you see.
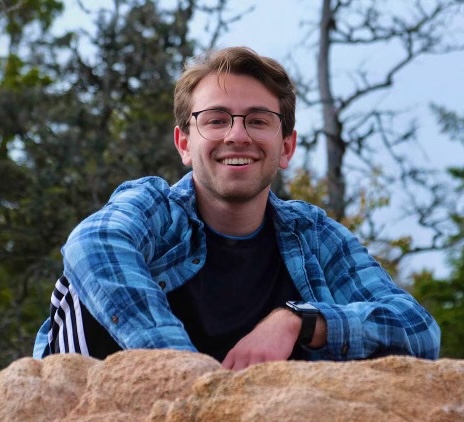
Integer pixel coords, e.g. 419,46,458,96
318,0,346,221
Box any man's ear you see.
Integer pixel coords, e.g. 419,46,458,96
174,126,192,166
279,130,297,170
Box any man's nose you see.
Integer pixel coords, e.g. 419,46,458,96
224,117,251,143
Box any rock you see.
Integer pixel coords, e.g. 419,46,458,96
63,349,221,421
155,356,464,422
0,353,98,422
0,350,463,422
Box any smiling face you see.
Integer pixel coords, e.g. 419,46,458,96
174,72,296,205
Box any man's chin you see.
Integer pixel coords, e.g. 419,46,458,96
195,176,272,204
218,185,270,203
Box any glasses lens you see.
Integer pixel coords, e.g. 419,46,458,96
196,110,232,141
245,111,282,141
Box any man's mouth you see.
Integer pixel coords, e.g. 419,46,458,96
220,157,255,166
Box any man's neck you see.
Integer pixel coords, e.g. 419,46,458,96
195,187,269,237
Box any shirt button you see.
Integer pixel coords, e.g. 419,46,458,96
158,281,167,289
192,258,200,265
341,343,349,355
111,315,119,324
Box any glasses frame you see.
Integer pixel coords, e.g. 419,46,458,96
191,108,284,142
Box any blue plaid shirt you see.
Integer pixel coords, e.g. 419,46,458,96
34,172,440,360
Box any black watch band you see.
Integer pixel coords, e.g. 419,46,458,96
285,300,319,345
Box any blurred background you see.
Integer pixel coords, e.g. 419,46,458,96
1,0,463,367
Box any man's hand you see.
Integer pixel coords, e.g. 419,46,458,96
221,308,301,371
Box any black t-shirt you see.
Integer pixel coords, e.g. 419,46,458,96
167,214,303,361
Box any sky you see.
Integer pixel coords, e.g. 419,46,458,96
43,0,464,278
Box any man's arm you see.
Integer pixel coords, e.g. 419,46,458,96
62,179,196,353
312,217,441,361
283,214,439,363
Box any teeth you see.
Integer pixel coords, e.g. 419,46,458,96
221,157,254,165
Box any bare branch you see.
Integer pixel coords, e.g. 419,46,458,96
334,3,464,110
338,50,416,111
195,0,255,50
75,0,92,15
331,1,459,47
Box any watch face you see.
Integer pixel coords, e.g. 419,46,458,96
286,301,318,313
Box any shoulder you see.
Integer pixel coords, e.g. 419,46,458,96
269,192,329,227
102,173,197,227
110,176,171,202
269,193,357,247
107,175,185,210
110,172,194,203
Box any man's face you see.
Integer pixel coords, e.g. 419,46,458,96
175,72,296,204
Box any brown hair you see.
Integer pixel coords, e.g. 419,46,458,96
174,47,296,138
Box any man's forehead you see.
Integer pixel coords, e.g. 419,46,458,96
191,73,279,109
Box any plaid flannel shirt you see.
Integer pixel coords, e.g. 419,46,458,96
34,171,440,360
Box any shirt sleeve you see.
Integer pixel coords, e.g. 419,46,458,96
61,180,197,353
311,216,440,360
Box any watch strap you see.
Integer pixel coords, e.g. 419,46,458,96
298,312,317,345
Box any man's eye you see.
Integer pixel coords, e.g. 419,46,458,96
208,119,227,125
248,119,268,126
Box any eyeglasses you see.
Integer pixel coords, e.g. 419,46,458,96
191,109,283,142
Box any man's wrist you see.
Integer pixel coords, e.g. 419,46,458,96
279,307,303,338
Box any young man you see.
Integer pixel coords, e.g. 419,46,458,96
33,47,440,370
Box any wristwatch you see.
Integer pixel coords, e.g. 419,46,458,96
285,300,319,345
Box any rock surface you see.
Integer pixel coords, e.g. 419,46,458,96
0,350,463,422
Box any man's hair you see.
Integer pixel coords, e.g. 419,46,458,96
174,46,296,138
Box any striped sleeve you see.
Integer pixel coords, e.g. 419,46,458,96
48,275,89,355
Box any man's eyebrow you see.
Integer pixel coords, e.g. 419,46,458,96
248,106,276,112
200,105,276,113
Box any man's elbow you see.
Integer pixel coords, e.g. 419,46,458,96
413,318,441,360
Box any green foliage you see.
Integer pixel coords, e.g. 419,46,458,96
430,104,464,144
1,55,52,88
410,261,464,358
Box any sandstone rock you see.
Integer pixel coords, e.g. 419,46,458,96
155,356,464,422
63,349,221,421
0,350,463,422
0,353,98,422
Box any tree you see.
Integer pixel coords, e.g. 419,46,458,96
0,0,66,369
290,0,464,273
